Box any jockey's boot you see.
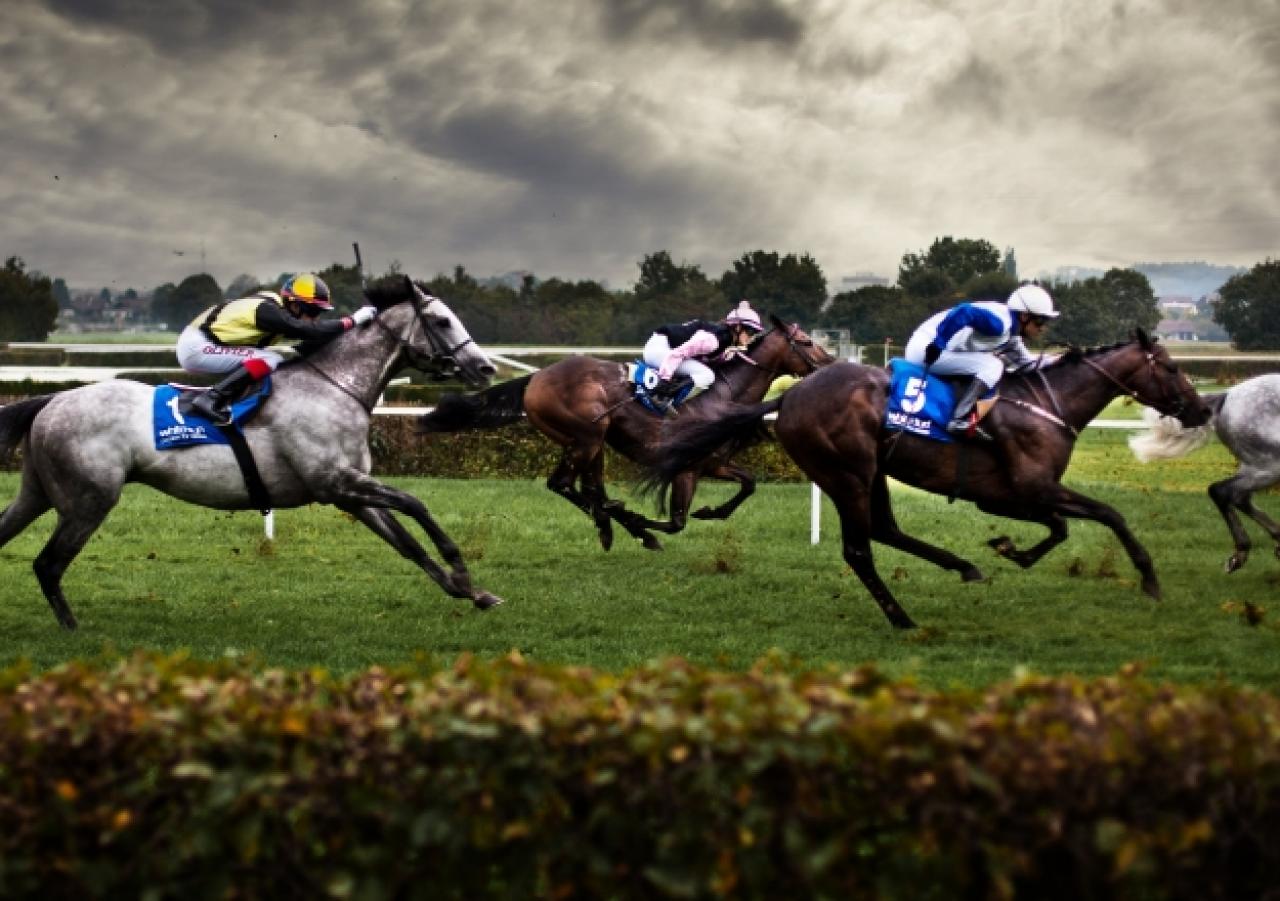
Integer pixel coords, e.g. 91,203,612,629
190,367,256,427
945,376,994,441
651,375,694,408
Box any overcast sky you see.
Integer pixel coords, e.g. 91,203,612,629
2,0,1276,293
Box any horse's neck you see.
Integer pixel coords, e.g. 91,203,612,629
714,352,779,402
1020,351,1129,428
285,317,403,408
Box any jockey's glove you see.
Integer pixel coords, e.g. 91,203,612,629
351,306,378,326
923,343,942,367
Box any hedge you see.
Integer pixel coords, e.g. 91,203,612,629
1,653,1278,899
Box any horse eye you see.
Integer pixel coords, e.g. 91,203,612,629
434,317,451,329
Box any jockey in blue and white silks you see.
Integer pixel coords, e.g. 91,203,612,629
904,284,1058,437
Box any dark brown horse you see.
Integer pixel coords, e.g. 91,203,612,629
419,315,833,550
647,329,1209,628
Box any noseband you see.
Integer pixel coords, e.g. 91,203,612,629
375,293,476,380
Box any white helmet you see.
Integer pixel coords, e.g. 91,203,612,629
724,300,763,332
1006,284,1058,318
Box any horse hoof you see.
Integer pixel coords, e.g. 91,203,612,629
598,530,614,552
988,536,1014,556
960,566,985,582
1224,554,1246,574
1142,580,1162,601
641,533,663,551
690,506,714,520
472,592,504,611
59,616,78,631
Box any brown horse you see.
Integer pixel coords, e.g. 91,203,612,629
419,315,833,550
647,329,1209,628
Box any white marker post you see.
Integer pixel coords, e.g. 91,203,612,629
810,482,822,545
263,510,274,541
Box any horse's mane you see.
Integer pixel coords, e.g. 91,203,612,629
362,274,419,311
1035,336,1145,371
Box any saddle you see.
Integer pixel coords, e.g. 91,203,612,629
627,362,694,415
883,360,995,442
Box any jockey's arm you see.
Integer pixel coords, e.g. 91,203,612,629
1000,336,1039,370
658,330,720,380
255,302,350,342
933,303,1006,348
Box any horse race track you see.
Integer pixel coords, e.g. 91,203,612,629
1,429,1277,688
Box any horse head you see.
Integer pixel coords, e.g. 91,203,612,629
365,275,496,388
1090,328,1209,427
750,314,835,378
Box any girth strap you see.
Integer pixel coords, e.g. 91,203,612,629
215,423,272,515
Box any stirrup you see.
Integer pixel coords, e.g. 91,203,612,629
192,394,232,426
946,414,991,441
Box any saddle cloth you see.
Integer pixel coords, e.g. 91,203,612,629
883,359,995,443
627,361,693,415
153,377,271,450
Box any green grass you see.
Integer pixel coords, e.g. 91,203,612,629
1,429,1276,688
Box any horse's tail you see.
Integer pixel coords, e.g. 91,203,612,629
0,395,55,462
1128,393,1224,462
416,375,532,433
641,397,782,504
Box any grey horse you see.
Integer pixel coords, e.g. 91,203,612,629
0,275,500,629
1130,373,1280,572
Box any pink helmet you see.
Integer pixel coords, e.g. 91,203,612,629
724,300,763,332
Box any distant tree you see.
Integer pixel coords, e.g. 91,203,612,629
51,277,71,309
1050,278,1116,346
1214,259,1280,350
961,271,1019,302
818,284,931,345
1100,268,1160,335
150,273,222,331
898,236,1001,298
635,251,709,300
719,250,827,325
0,256,59,341
316,262,364,314
223,273,262,299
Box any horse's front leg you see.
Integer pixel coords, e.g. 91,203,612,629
326,472,501,609
690,462,754,521
977,503,1071,570
1040,485,1161,599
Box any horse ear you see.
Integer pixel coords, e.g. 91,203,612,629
769,313,786,331
1135,326,1153,349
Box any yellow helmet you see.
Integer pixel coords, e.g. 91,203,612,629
280,273,333,310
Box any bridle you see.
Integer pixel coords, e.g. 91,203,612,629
1080,345,1191,421
303,292,478,412
376,291,477,381
722,324,825,388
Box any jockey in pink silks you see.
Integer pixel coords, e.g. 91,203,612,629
642,300,764,408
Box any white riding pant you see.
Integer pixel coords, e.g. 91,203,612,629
642,334,715,390
176,326,285,376
904,332,1003,386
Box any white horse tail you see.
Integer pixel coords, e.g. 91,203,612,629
1128,393,1225,462
0,395,55,459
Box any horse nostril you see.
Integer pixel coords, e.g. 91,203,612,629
479,364,496,376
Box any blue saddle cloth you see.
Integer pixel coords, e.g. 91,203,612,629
883,359,959,442
628,361,693,415
153,377,271,450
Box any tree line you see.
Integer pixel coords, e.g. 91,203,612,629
2,243,1278,349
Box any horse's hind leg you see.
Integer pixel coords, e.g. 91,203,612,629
979,505,1071,569
1210,468,1280,573
32,503,115,630
341,505,501,609
0,471,52,549
869,474,984,582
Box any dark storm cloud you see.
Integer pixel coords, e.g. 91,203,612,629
2,0,1276,292
596,0,805,49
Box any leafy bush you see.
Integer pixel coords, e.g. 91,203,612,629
1,654,1279,899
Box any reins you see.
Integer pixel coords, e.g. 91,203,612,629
301,293,467,413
